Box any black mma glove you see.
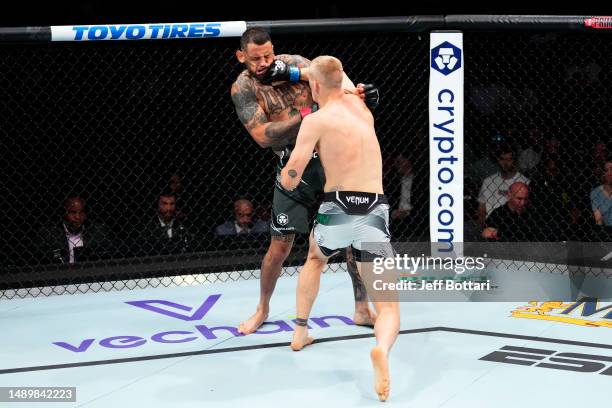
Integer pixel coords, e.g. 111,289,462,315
361,83,380,110
260,59,301,85
363,84,380,111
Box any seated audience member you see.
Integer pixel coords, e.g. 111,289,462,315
590,159,612,227
215,198,268,236
482,182,540,242
38,196,112,264
138,189,191,255
590,141,609,187
384,153,415,240
477,144,530,226
167,173,190,220
390,154,414,221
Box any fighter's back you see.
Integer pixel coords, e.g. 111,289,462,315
314,93,383,194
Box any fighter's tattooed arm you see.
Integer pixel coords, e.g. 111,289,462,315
274,54,312,82
280,54,353,91
278,54,311,69
279,116,320,191
231,76,300,149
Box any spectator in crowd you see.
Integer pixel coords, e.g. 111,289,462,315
590,159,612,227
167,173,189,220
138,189,191,254
215,198,269,236
518,127,543,177
590,141,609,187
390,154,414,220
38,196,112,264
482,182,539,241
477,144,530,226
384,153,415,240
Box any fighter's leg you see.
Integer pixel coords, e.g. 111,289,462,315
356,260,399,402
353,203,398,401
345,246,377,327
238,234,294,335
291,230,330,351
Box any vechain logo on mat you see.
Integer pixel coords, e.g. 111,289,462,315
52,295,354,353
431,41,462,76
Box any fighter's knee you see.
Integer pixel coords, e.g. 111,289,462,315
266,249,289,265
267,236,294,262
306,245,328,266
307,252,327,266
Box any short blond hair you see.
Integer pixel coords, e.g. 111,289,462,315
310,56,343,89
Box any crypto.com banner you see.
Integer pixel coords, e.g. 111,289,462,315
429,32,464,254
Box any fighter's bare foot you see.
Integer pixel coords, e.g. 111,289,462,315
353,307,377,327
291,330,314,351
238,307,268,335
370,346,390,402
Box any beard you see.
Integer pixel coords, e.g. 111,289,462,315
248,65,271,81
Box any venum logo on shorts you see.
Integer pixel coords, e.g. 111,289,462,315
277,213,289,226
346,196,370,205
431,41,462,76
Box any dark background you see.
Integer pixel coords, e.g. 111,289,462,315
1,5,610,289
0,2,608,26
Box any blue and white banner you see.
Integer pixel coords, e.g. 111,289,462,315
51,21,247,41
429,32,464,253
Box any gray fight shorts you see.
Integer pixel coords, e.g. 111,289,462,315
313,191,393,262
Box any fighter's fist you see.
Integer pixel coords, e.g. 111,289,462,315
359,83,380,110
260,59,301,85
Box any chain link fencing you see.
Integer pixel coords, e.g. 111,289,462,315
1,30,610,299
0,33,429,299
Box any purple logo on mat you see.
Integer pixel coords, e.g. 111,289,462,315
52,294,355,353
125,295,221,321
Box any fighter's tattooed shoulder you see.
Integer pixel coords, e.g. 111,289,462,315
231,75,267,130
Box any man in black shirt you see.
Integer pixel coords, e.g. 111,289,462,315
482,182,539,241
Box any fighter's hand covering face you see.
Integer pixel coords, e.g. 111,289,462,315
260,59,301,85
